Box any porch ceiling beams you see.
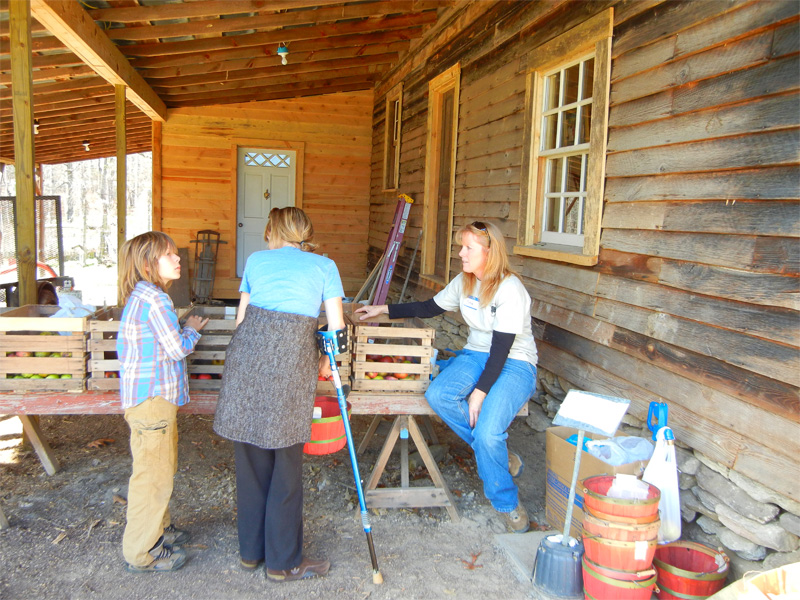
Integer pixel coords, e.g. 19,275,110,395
0,0,452,164
102,1,444,42
28,0,167,122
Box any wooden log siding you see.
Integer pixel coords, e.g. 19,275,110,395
365,0,800,502
159,91,373,298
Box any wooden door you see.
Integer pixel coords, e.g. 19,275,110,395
236,148,296,277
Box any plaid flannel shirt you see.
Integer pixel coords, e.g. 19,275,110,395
117,281,201,409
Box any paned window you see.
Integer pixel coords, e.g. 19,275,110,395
516,10,612,266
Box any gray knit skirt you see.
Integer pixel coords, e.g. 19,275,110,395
213,305,318,449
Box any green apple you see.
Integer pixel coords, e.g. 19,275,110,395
34,351,51,357
61,374,73,379
45,374,60,379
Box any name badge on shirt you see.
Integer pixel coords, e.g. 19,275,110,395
464,295,480,311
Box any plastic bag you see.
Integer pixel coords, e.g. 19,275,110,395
585,436,654,466
642,427,681,544
52,295,95,335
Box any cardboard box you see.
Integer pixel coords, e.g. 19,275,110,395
545,426,648,539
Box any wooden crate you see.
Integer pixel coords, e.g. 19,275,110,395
181,305,236,391
350,312,435,393
87,305,196,391
0,305,90,392
316,303,358,395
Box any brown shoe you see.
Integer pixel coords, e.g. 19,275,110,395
266,556,330,582
508,450,524,478
500,503,530,534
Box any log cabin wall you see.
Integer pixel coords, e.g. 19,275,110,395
156,90,374,298
368,0,799,513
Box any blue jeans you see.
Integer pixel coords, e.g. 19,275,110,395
425,349,537,512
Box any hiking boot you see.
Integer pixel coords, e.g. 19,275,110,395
508,450,524,478
240,558,263,571
126,537,187,573
266,556,330,582
500,503,530,534
162,524,190,547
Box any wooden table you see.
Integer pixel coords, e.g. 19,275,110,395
0,389,514,526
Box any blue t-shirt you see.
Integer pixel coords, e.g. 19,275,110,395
240,246,344,318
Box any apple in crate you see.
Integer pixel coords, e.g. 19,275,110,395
15,351,32,357
197,374,213,380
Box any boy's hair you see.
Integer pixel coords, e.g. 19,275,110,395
118,231,178,304
264,207,318,252
456,220,515,307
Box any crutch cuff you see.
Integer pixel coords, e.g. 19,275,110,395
316,326,348,354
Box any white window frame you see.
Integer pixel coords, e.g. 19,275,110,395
382,82,403,192
515,9,613,266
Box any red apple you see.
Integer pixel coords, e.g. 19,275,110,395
198,374,213,380
379,356,395,364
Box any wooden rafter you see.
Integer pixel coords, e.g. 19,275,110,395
121,12,437,57
104,1,444,41
88,0,352,23
138,41,409,79
28,0,166,121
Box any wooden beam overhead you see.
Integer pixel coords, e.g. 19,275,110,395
104,1,443,41
88,0,351,23
122,12,437,58
137,40,409,79
150,53,397,90
28,0,166,121
130,29,417,70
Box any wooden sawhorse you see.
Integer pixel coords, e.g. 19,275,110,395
348,392,461,521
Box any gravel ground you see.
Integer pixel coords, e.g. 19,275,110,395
0,410,547,600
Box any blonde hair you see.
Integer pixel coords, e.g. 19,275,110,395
118,231,177,304
456,221,515,307
264,206,317,252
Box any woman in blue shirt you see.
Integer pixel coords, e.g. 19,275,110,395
214,207,344,582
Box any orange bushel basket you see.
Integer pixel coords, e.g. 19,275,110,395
583,555,658,600
583,474,661,520
303,396,351,456
654,541,729,600
583,511,661,542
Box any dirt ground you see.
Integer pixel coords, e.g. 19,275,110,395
0,409,547,600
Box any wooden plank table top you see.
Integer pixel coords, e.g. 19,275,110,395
0,390,527,416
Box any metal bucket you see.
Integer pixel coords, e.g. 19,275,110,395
532,534,584,600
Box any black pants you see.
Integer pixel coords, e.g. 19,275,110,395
234,441,304,570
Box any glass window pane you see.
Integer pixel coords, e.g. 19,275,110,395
560,108,577,147
564,63,580,105
547,158,563,194
582,58,595,100
545,197,560,232
579,104,592,145
581,154,588,191
566,155,582,192
543,114,558,150
564,197,581,234
545,72,561,110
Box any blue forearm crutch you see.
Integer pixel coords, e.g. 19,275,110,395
316,328,383,585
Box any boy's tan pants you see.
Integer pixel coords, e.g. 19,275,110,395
122,396,178,567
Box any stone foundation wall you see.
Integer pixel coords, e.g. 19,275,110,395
429,317,800,579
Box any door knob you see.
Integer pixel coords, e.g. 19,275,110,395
238,223,243,228
264,190,270,200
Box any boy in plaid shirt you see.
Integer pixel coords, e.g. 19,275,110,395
117,232,208,572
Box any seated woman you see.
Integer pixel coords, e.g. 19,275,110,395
356,221,538,533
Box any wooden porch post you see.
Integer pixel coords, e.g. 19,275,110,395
152,121,162,231
9,0,37,306
116,84,127,254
